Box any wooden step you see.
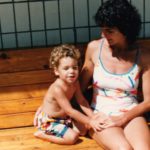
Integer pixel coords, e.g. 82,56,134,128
0,97,42,115
0,48,50,73
0,83,49,101
0,112,35,129
0,45,86,73
0,70,55,87
0,83,48,129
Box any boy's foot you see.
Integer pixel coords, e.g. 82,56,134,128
34,130,44,138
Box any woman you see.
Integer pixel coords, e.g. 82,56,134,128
80,0,150,149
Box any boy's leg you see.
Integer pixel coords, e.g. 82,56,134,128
73,120,87,136
124,116,150,150
34,127,79,145
35,112,79,145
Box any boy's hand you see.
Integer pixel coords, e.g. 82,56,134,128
33,106,42,126
88,112,113,132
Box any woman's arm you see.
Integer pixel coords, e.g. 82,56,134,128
80,42,94,91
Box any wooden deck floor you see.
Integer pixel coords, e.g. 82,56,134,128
0,127,103,150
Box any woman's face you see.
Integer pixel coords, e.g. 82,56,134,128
101,27,127,48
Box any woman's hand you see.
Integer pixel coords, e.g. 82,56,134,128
88,112,129,131
102,114,128,128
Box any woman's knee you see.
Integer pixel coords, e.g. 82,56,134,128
111,142,133,150
96,132,133,150
133,142,150,150
92,134,133,150
117,145,133,150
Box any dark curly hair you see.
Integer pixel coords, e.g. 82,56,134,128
95,0,141,44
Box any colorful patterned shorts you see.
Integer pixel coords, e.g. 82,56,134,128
37,112,73,138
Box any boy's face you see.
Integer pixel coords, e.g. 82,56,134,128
54,57,79,84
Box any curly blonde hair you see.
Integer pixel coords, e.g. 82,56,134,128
49,44,81,69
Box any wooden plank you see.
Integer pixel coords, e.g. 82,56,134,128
0,112,35,129
0,97,43,115
0,70,56,87
0,48,50,73
0,83,49,101
0,45,86,73
0,127,104,150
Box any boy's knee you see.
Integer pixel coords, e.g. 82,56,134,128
65,131,79,145
79,128,87,136
71,133,79,144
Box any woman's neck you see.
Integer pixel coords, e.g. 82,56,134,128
110,44,138,61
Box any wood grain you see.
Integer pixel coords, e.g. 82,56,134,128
0,127,104,150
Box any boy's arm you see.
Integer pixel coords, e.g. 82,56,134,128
75,81,93,117
55,85,90,124
33,105,42,126
54,85,102,131
49,109,66,118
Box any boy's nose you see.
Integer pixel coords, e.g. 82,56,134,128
68,68,73,72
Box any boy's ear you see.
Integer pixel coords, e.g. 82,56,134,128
54,67,59,76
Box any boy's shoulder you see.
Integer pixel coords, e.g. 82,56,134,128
48,79,78,97
49,79,61,89
50,79,71,93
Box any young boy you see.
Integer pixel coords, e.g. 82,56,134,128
34,44,103,145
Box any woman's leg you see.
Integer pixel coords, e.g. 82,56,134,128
34,127,79,145
124,116,150,150
89,127,133,150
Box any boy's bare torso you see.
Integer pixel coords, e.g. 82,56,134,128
41,79,77,118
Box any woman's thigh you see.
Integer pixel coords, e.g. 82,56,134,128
124,116,150,149
89,127,132,150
